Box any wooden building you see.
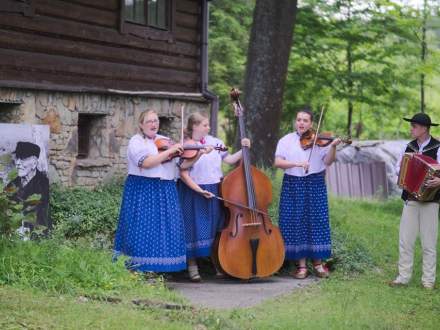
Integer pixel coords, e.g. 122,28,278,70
0,0,217,186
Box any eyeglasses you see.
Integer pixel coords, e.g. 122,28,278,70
145,119,159,125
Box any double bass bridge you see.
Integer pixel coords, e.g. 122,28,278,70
242,223,261,227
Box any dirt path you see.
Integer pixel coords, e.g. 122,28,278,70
167,275,318,309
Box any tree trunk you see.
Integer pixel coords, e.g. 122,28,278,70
242,0,298,168
346,2,354,137
347,43,354,137
420,0,428,113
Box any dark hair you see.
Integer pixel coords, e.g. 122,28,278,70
296,105,314,122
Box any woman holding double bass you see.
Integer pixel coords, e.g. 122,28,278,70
178,111,250,282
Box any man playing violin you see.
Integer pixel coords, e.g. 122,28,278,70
274,106,341,279
390,113,440,290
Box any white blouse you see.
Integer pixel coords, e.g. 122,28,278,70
187,135,228,185
127,133,178,180
275,132,330,177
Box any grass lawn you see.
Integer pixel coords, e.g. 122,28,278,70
1,197,440,329
231,198,440,329
0,287,191,330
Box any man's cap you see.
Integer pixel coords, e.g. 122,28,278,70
13,142,40,159
403,113,438,127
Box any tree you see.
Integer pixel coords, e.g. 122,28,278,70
209,0,440,142
208,0,253,145
243,0,298,168
284,0,425,138
415,0,440,112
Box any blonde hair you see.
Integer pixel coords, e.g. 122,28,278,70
138,110,158,132
185,112,208,138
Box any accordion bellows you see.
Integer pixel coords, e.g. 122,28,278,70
398,153,440,201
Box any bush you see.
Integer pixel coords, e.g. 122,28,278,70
50,179,124,247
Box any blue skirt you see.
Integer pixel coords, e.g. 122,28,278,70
113,175,187,272
177,180,224,258
279,172,331,260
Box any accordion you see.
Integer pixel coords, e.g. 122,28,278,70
398,153,440,201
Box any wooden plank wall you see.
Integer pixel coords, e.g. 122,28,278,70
326,161,389,199
0,0,201,93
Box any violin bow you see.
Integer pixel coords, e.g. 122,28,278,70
213,196,269,217
305,105,325,174
180,104,185,145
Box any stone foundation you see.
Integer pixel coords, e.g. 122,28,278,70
0,88,211,187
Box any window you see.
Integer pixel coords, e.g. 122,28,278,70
77,114,91,159
157,115,173,137
121,0,175,42
0,98,23,123
0,0,35,17
125,0,169,30
77,113,106,159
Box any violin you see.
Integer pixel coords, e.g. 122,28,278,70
300,128,352,150
155,138,228,160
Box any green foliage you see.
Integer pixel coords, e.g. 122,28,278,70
0,170,40,238
50,179,123,247
285,0,423,137
209,0,254,145
209,0,440,141
0,238,174,299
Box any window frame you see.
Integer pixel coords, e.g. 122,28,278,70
119,0,176,43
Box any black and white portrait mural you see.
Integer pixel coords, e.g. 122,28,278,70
0,124,51,237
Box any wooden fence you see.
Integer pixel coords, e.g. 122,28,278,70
326,161,389,199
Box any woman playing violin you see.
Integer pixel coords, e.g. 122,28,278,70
113,109,203,273
274,106,340,279
178,112,250,281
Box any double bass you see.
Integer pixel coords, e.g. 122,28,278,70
217,88,285,280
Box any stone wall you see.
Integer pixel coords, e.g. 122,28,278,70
0,88,211,187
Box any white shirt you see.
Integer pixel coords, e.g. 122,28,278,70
127,133,179,180
275,132,330,177
395,136,440,175
188,135,228,184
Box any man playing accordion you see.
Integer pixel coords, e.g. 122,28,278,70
390,113,440,289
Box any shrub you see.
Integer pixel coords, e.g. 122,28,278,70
50,178,124,247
